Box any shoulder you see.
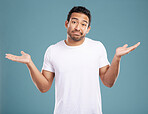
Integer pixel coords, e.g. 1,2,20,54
45,40,64,52
86,37,105,48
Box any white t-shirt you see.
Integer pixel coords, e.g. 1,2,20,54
42,37,110,114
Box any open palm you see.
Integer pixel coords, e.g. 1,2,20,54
116,42,140,58
5,51,31,64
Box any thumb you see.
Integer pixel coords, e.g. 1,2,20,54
123,44,128,48
21,51,26,55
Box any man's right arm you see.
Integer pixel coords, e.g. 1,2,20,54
26,60,55,93
5,51,55,93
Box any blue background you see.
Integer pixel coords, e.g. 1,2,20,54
0,0,148,114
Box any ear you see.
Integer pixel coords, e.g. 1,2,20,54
65,20,69,29
86,26,91,34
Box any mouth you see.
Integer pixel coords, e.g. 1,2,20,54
72,31,82,35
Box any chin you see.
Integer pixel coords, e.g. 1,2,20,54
70,35,85,41
71,37,84,41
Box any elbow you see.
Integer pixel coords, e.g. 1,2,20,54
103,77,117,88
107,84,114,88
36,84,51,93
105,82,115,88
40,89,47,93
39,89,49,93
38,87,50,93
102,79,114,88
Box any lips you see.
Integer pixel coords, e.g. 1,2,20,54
72,31,82,35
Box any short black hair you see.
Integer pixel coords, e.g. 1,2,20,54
67,6,91,27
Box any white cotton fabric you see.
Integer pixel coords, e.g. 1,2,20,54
42,37,110,114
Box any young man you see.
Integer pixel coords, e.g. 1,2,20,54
6,6,140,114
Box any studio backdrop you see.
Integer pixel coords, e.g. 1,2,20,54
0,0,148,114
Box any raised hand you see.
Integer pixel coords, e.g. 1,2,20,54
5,51,31,64
115,42,140,58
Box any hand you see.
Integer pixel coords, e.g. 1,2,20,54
115,42,140,59
5,51,32,64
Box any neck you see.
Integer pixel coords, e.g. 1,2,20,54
65,35,85,46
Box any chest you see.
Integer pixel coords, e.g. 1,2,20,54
52,47,101,74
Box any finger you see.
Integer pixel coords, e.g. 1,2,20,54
5,54,19,61
21,51,26,55
127,42,140,52
5,55,16,61
136,42,140,46
123,44,128,48
130,42,140,50
5,54,15,58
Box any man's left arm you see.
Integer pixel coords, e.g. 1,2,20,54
99,42,140,88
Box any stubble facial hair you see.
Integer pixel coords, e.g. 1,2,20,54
67,30,85,41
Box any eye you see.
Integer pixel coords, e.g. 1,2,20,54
72,21,76,24
82,24,86,26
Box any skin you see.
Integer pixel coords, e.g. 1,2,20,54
65,13,91,46
5,12,140,93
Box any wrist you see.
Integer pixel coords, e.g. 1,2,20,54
26,59,33,67
115,54,121,61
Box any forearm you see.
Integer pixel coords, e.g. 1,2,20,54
26,60,49,92
103,54,121,87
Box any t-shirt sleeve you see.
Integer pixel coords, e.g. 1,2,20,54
99,42,110,68
42,46,55,72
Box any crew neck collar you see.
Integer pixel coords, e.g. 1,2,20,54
63,37,87,48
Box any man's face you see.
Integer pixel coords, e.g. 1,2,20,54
65,12,91,41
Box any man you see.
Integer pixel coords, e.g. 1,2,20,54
5,6,140,114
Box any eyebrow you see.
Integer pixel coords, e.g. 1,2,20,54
71,18,88,23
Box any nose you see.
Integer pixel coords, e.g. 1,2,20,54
75,23,80,31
